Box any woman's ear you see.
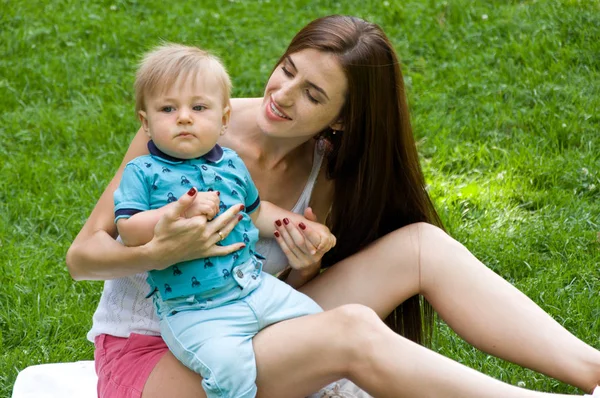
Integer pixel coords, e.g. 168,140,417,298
329,119,344,132
138,110,151,138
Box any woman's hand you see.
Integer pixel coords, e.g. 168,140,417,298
148,188,246,270
273,207,336,275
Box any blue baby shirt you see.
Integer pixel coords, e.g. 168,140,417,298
114,141,261,300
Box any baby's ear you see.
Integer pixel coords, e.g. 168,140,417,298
222,104,231,126
138,110,151,137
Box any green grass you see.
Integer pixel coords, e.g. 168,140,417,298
1,0,598,395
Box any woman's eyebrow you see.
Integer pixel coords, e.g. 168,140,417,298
285,55,297,71
286,55,330,101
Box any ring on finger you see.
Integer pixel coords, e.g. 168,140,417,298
217,230,224,241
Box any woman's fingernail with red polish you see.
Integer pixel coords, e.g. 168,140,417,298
283,218,289,225
238,215,243,221
239,204,245,211
299,222,306,230
187,187,197,196
274,231,280,238
275,220,282,227
216,191,220,196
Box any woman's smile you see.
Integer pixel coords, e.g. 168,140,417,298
268,98,292,120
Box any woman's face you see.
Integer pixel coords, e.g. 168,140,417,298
257,48,348,139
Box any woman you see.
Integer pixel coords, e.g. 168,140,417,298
66,15,600,398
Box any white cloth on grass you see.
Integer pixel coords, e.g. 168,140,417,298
11,361,97,398
12,361,371,398
585,386,600,397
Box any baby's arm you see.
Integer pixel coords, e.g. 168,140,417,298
66,127,245,280
250,202,301,238
117,190,221,247
114,162,220,247
251,201,336,287
250,201,335,253
116,208,169,247
231,153,329,243
235,153,334,275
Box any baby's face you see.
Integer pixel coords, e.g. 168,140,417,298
140,72,229,159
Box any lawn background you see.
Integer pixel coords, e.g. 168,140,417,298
1,0,598,395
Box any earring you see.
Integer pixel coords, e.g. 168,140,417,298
332,130,338,135
317,136,334,154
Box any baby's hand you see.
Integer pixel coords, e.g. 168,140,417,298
183,190,220,220
301,218,336,254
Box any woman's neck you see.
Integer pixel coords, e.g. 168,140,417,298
251,132,313,170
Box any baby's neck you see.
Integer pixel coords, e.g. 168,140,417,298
148,140,216,162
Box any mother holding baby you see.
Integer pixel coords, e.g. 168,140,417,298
67,14,600,398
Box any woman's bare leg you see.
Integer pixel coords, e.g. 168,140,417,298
301,223,600,393
142,304,583,398
143,352,206,398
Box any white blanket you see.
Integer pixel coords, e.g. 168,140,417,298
12,361,372,398
12,361,97,398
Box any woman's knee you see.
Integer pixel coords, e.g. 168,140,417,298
396,222,451,250
329,304,388,363
400,222,464,257
380,222,464,295
415,222,468,253
409,222,475,296
378,222,449,260
377,223,447,279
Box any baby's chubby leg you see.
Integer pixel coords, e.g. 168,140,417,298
195,334,258,398
159,300,260,398
249,272,324,329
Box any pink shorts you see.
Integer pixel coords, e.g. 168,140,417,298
94,333,169,398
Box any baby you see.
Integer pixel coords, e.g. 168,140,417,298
113,43,330,398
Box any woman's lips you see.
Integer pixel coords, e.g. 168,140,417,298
267,98,291,120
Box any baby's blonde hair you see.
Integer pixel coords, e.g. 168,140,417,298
135,43,232,113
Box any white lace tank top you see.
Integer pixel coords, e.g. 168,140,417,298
87,146,324,341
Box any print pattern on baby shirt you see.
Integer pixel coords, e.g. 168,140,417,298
114,144,261,300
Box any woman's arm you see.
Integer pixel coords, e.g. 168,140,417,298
279,207,323,288
66,128,244,281
282,166,335,287
66,128,155,280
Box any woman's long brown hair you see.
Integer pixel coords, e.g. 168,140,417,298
275,15,444,345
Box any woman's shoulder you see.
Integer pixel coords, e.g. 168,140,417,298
230,97,262,119
226,97,262,142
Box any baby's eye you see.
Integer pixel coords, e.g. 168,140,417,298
192,105,206,111
161,106,175,113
